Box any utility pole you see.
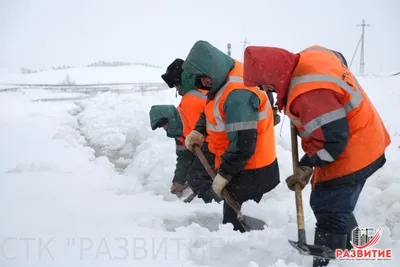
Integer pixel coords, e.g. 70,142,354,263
357,19,370,76
241,38,250,62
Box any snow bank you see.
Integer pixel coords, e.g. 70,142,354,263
0,65,164,84
77,89,182,196
0,89,221,267
0,73,399,267
74,73,400,266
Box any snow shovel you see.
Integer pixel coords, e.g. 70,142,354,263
183,192,197,203
288,123,335,259
193,145,266,232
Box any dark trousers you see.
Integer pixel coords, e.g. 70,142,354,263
186,144,215,203
311,155,385,266
310,180,366,234
222,193,263,232
223,159,280,232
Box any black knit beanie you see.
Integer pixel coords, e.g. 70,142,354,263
161,58,184,88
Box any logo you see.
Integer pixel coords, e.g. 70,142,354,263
335,227,392,261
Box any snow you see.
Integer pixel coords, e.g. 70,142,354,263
0,65,164,84
0,71,399,267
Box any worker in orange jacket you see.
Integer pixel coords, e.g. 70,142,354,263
243,45,390,266
182,41,281,232
150,58,220,203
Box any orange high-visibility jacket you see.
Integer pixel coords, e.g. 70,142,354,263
286,46,391,186
177,89,208,146
205,60,277,169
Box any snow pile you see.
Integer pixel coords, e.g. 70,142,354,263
0,73,399,267
0,89,219,267
0,65,164,84
77,89,182,195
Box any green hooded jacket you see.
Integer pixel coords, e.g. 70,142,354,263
149,105,183,138
180,71,198,95
182,40,235,94
149,105,195,184
182,40,263,179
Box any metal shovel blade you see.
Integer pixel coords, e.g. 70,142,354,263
288,239,336,260
239,214,267,231
183,193,197,203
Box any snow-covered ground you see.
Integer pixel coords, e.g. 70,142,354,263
0,73,399,267
0,65,164,84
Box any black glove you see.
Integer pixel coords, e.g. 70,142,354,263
273,109,281,126
203,188,224,203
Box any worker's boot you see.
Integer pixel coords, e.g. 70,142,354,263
312,231,347,267
346,214,358,250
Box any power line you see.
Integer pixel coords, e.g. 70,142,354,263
241,38,250,62
349,35,362,70
357,19,370,76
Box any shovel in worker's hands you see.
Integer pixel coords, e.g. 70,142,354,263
287,183,336,260
193,145,266,232
288,123,335,260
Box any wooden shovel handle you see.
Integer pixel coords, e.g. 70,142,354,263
193,145,241,212
290,123,305,231
290,123,299,171
194,145,217,178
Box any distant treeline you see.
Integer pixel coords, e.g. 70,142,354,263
86,61,163,68
21,61,162,74
21,68,43,74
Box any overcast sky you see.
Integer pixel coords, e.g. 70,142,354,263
1,0,399,75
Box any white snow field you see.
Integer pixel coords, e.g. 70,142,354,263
0,72,399,267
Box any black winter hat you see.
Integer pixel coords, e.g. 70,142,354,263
161,58,184,88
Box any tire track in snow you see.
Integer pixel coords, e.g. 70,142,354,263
31,93,129,174
71,101,132,174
